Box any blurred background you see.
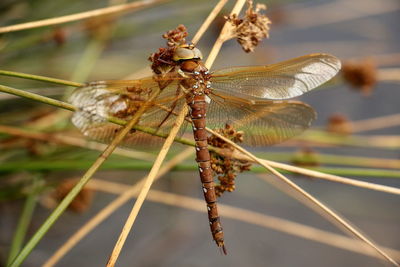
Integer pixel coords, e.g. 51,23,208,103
0,0,399,266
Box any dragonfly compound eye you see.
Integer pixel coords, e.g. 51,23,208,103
173,46,203,61
173,47,196,61
192,48,203,60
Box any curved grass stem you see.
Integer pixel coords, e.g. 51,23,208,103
6,176,41,266
42,148,194,267
0,0,170,34
207,128,399,266
106,104,188,267
8,88,161,267
87,180,400,262
0,70,83,87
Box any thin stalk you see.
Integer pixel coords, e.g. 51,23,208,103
296,130,400,150
0,84,76,111
88,181,400,262
351,113,400,133
0,85,194,146
8,88,161,267
0,70,83,87
208,128,399,266
1,160,399,179
1,124,399,171
377,68,400,82
191,0,229,45
42,148,193,267
258,151,400,170
106,104,188,267
6,177,41,266
205,0,247,68
2,78,400,150
0,0,170,34
1,85,399,194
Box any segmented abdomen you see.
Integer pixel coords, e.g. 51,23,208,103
189,94,226,253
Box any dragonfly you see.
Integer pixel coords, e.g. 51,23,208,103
69,43,341,254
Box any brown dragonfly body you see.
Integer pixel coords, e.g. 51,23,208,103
69,43,341,254
180,58,226,252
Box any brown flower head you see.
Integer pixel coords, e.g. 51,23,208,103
148,25,188,74
326,113,353,135
208,124,252,197
53,179,94,213
341,58,377,96
226,0,271,52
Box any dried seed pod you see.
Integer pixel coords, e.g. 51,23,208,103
326,113,353,135
341,58,377,96
148,25,191,74
53,179,94,213
208,124,252,197
226,0,271,52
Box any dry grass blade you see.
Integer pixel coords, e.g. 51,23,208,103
258,159,400,195
0,0,169,34
205,0,247,68
106,104,188,267
0,125,156,161
377,68,400,81
42,148,193,267
191,0,229,45
7,89,161,267
351,113,400,133
207,128,399,266
106,1,249,264
87,180,400,261
209,129,400,195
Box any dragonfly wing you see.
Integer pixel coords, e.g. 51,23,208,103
211,53,341,99
69,76,188,147
207,92,316,146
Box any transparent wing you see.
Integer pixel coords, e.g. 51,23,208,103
69,76,188,147
211,53,341,99
207,91,316,146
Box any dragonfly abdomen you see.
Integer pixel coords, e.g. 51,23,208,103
189,94,226,254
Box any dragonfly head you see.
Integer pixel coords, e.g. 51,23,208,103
172,44,203,62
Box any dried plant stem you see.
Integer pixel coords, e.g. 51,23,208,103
1,83,398,188
208,129,399,266
8,89,161,267
0,83,196,145
351,113,400,133
87,181,400,261
0,85,398,192
4,79,398,151
205,0,247,68
106,104,188,267
6,177,41,266
0,84,76,111
3,123,399,171
294,130,400,150
149,190,400,262
42,148,193,267
0,125,156,161
191,0,229,45
0,0,169,34
257,159,400,195
377,68,400,82
0,70,83,87
106,2,250,263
